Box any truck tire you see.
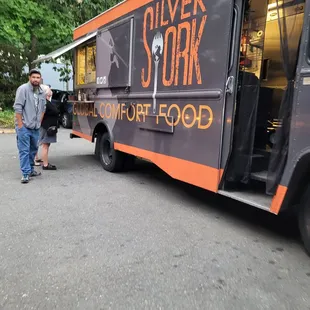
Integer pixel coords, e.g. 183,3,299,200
298,185,310,257
99,132,125,172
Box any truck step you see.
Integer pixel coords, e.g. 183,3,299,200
252,154,264,159
218,189,271,211
251,154,268,172
251,170,268,182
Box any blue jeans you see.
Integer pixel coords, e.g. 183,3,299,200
16,126,39,175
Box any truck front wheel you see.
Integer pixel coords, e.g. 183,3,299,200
99,132,125,172
299,186,310,257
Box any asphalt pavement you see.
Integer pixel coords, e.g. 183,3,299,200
0,129,310,310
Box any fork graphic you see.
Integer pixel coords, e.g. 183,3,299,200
152,32,164,114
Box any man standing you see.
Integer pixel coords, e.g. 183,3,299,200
13,69,46,183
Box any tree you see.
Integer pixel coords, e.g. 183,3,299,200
45,0,122,89
0,0,73,69
0,43,28,108
0,0,122,107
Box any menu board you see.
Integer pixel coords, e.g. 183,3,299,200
86,44,96,84
77,47,86,85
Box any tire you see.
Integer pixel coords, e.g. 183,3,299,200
99,132,125,172
298,185,310,257
62,112,72,129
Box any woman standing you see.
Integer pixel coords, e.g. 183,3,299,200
39,86,59,170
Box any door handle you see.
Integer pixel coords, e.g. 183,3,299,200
225,76,235,95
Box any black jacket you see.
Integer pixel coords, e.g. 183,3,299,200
41,100,59,130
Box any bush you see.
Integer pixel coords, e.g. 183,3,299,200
0,43,28,110
0,109,15,128
0,92,15,110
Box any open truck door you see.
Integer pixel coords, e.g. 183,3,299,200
128,0,243,192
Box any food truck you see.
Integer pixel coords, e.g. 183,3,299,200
34,0,310,256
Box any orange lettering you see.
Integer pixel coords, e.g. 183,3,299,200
99,103,105,118
141,7,154,88
105,103,112,119
188,16,207,85
136,104,144,122
167,0,180,23
175,21,191,86
155,2,160,29
126,104,135,122
193,0,207,15
181,0,191,19
157,104,167,124
111,104,120,119
182,104,196,128
163,26,177,87
144,104,151,116
93,105,98,117
198,105,213,129
161,0,169,26
167,104,181,126
121,103,126,120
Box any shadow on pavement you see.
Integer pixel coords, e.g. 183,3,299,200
53,153,301,248
128,159,301,247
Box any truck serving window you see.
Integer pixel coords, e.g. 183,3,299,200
96,18,133,88
76,41,96,85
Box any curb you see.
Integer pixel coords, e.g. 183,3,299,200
0,128,15,134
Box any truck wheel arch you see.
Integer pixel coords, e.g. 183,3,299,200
299,183,310,256
281,151,310,213
93,121,114,157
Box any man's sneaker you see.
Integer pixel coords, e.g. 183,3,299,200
21,175,29,184
29,170,41,177
34,160,42,166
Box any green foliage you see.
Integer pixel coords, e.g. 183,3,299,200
0,109,15,128
0,43,28,109
0,0,122,107
0,0,73,66
52,61,72,87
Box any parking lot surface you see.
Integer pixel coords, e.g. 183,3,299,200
0,129,310,309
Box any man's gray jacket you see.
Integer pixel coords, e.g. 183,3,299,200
13,82,46,130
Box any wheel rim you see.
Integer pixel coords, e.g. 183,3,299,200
102,137,113,166
62,115,67,127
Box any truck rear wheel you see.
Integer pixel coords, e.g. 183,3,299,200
298,186,310,257
99,132,125,172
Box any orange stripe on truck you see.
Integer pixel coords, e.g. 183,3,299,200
270,185,288,215
73,0,153,40
71,131,288,213
114,142,220,192
72,130,92,142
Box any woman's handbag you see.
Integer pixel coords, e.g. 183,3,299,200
46,126,58,136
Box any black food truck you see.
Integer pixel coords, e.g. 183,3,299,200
34,0,310,256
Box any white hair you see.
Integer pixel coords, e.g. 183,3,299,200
41,84,52,98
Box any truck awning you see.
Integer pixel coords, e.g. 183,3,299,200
32,31,97,64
